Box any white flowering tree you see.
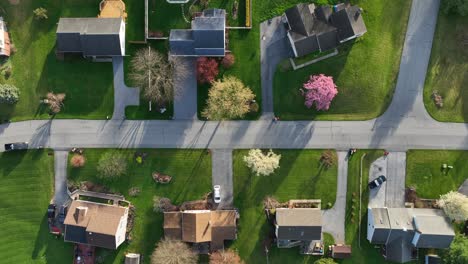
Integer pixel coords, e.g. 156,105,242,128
437,191,468,221
243,149,281,176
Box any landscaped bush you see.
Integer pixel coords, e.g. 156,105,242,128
0,84,20,104
128,187,141,197
153,196,175,212
151,239,198,264
243,149,281,176
437,191,468,221
221,54,235,69
210,249,244,264
97,152,127,179
46,92,66,114
33,7,48,20
301,74,338,111
70,154,86,168
196,57,219,84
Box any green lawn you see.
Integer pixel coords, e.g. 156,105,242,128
406,150,468,199
423,12,468,122
0,150,73,263
0,0,114,121
231,149,338,263
273,0,412,120
68,149,212,264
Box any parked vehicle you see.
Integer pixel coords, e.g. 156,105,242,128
4,142,28,151
58,205,67,224
47,204,56,219
368,175,387,189
213,185,221,204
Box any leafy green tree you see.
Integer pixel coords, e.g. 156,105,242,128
443,235,468,264
202,76,255,120
0,84,20,104
97,152,127,179
442,0,468,16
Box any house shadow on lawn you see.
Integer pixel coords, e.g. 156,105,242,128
32,214,73,263
34,49,114,119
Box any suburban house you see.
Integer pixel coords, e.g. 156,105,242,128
63,199,129,249
0,17,11,57
163,209,237,251
169,9,226,57
275,207,322,253
367,208,455,263
283,2,367,57
56,17,125,59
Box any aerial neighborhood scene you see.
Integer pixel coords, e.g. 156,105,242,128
1,0,468,263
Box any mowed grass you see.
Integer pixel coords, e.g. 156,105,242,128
273,0,412,120
0,0,114,121
0,151,73,263
68,149,212,264
423,12,468,122
406,150,468,198
231,149,337,263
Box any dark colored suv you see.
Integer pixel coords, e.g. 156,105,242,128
368,175,387,189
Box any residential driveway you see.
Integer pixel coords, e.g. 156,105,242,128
368,152,406,208
174,57,197,120
368,157,387,208
112,57,140,120
260,16,293,118
322,151,347,243
385,152,406,207
211,149,233,209
54,151,69,207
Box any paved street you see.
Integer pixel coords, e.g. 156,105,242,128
112,57,140,120
211,149,234,209
322,151,348,243
54,151,69,207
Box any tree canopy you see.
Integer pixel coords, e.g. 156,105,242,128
301,74,338,111
202,76,255,120
243,149,281,176
443,235,468,264
437,191,468,221
151,240,198,264
442,0,468,16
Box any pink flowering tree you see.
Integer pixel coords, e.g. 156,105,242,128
301,74,338,111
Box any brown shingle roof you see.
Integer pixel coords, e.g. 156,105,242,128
64,200,127,235
163,210,237,247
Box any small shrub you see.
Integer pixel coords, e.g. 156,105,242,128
431,90,443,108
0,84,20,104
129,187,141,197
153,196,174,213
70,154,86,168
250,102,259,112
33,7,48,20
46,92,66,114
320,150,336,169
221,54,235,68
136,156,143,164
196,57,219,84
263,196,280,209
327,202,332,208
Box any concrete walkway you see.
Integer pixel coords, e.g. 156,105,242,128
211,149,234,209
260,16,293,119
54,151,69,207
322,151,348,243
174,58,197,120
112,57,140,120
368,157,387,208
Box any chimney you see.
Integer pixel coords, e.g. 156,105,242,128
75,206,88,222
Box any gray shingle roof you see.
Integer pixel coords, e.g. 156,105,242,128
169,9,225,56
284,2,367,57
56,18,124,56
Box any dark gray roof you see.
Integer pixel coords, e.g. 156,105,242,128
330,6,367,41
413,214,455,248
284,3,366,57
385,237,414,263
169,9,225,56
64,225,87,244
458,179,468,196
56,18,124,56
276,208,322,241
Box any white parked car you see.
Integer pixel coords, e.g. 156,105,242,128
213,185,221,204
